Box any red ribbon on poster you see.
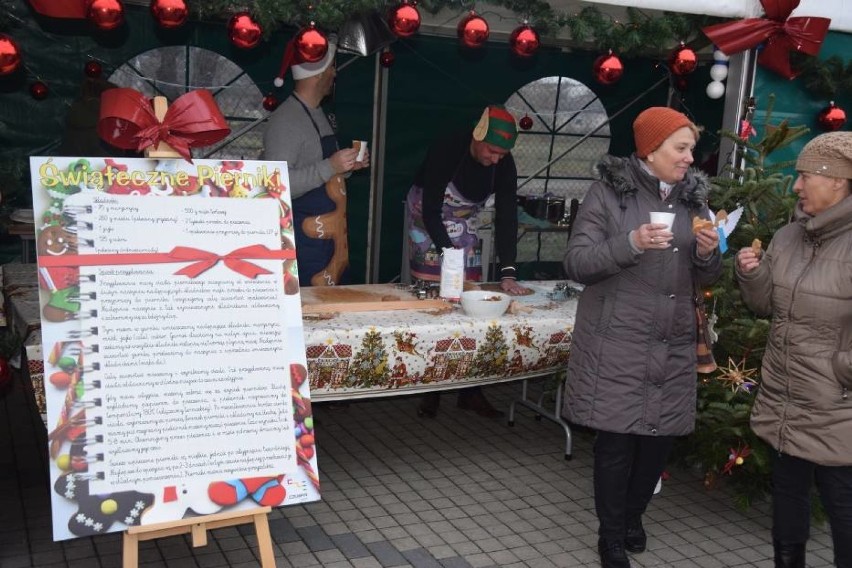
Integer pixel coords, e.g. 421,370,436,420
38,245,295,279
702,0,830,79
97,88,231,162
28,0,87,19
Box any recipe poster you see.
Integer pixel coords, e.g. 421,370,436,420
30,157,320,541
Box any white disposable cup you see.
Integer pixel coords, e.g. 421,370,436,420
353,140,368,162
650,211,675,232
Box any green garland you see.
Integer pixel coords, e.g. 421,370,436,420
795,54,852,100
0,1,718,57
190,1,717,56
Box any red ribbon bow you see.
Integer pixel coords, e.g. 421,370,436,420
170,245,287,278
702,0,830,79
97,88,231,162
38,244,295,279
28,0,87,19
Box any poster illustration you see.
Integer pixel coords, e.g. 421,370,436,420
30,156,320,541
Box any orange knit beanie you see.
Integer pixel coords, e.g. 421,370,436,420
633,107,694,158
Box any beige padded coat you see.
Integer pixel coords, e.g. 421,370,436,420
737,196,852,466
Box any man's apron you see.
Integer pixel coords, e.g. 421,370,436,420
292,98,349,286
406,165,493,282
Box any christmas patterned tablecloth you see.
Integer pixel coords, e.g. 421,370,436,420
304,281,577,401
11,276,577,412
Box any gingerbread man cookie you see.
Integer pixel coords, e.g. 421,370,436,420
302,174,349,286
37,224,80,322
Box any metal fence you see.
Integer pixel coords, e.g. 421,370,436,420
108,45,267,161
507,76,611,206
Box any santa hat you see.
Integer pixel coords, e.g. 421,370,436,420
274,34,338,88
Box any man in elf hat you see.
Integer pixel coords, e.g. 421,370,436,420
406,105,531,418
264,33,369,287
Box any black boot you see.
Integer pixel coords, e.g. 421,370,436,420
457,387,504,419
598,539,631,568
773,540,805,568
624,519,646,553
418,392,440,418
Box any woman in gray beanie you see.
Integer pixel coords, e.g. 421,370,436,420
736,131,852,568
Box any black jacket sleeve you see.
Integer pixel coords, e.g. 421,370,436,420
418,133,468,251
493,156,519,278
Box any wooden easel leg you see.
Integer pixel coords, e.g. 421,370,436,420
253,512,276,568
123,507,275,566
122,531,139,568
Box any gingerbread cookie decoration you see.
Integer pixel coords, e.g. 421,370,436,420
139,481,223,524
37,224,81,322
208,476,286,508
54,472,154,537
302,174,349,286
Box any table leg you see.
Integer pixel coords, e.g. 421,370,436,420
508,376,572,460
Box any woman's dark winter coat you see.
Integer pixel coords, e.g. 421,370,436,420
562,154,722,436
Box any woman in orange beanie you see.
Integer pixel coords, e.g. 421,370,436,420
562,107,721,568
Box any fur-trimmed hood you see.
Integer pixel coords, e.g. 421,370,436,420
594,153,711,211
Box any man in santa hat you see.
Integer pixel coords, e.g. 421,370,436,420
264,34,369,287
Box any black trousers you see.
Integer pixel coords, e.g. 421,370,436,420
594,430,675,541
771,451,852,568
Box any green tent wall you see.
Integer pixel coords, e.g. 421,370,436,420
0,0,727,280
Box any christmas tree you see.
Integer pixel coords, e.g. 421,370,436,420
675,96,808,508
472,324,510,377
350,329,390,388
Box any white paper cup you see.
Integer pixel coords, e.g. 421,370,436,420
353,140,368,162
650,211,675,232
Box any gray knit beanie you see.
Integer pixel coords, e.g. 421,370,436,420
795,132,852,179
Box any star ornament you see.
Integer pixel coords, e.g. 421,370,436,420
722,444,752,475
716,357,758,394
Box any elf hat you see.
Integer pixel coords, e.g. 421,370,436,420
274,34,338,88
472,105,518,151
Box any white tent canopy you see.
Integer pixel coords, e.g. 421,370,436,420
579,0,852,33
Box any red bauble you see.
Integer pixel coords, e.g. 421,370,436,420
263,94,279,112
388,1,421,38
458,12,489,49
593,51,623,85
294,24,328,64
668,43,698,76
150,0,189,29
84,60,102,78
379,49,395,68
0,34,22,76
817,102,847,131
30,81,49,100
509,24,540,58
519,115,533,130
87,0,124,31
228,12,262,50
